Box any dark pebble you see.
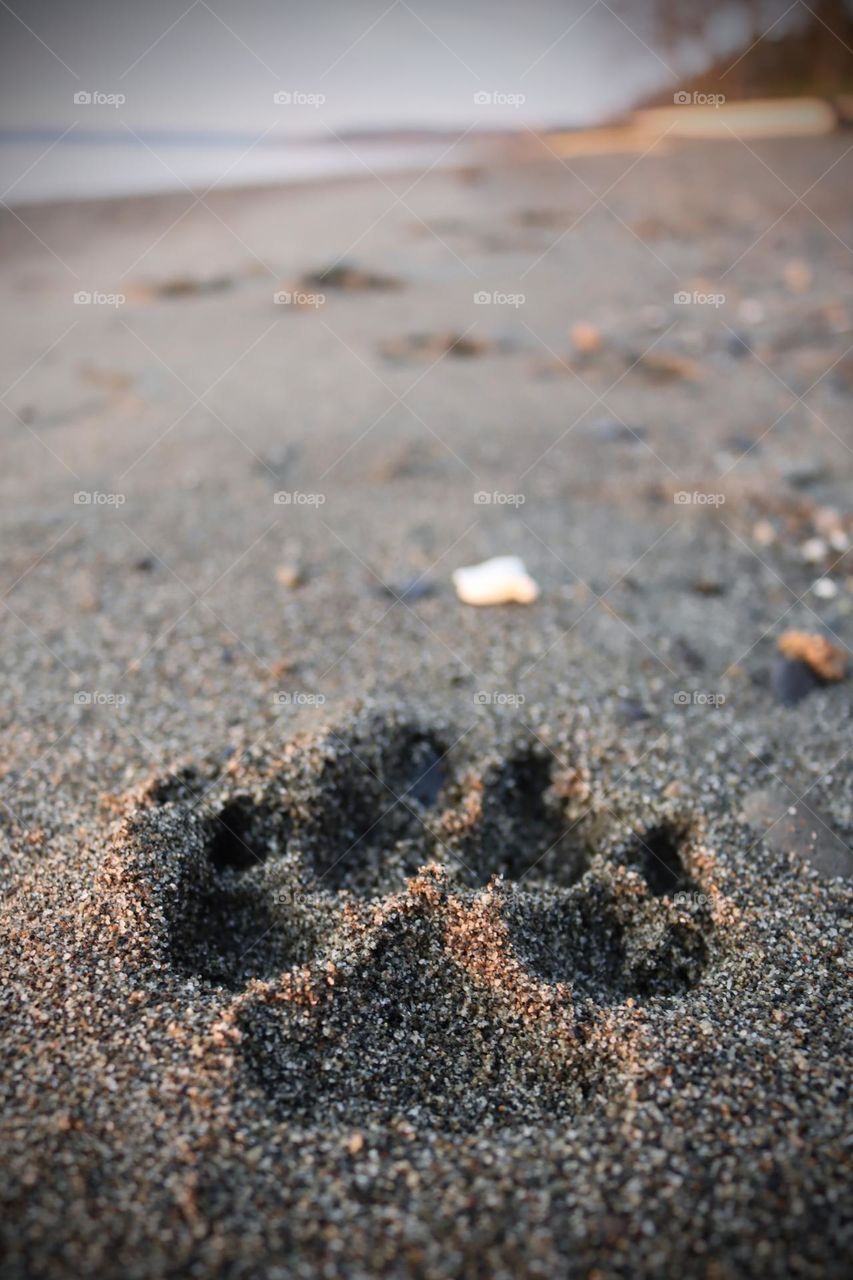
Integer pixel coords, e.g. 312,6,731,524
616,697,652,722
726,332,751,358
724,434,759,456
693,577,726,596
771,656,822,706
675,637,705,672
782,459,827,490
587,418,647,444
381,577,436,603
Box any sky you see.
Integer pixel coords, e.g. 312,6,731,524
0,0,765,133
0,0,768,200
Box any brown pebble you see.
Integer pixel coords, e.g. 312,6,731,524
275,564,304,589
777,631,847,683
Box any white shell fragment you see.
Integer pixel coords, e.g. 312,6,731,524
452,555,540,606
812,577,839,600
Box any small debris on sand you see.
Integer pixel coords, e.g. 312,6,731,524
777,631,847,683
737,298,765,325
585,418,647,444
380,332,496,362
300,263,401,292
515,208,566,227
631,350,704,382
131,274,234,301
783,259,813,294
781,457,826,490
801,536,829,564
725,332,752,358
79,364,133,391
813,507,850,552
771,657,822,706
615,696,651,723
380,577,436,603
452,555,539,606
693,576,725,596
569,321,603,356
275,563,305,590
753,519,776,547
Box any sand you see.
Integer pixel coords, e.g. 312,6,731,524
0,134,851,1278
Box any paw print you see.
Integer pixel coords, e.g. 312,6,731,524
108,716,725,1128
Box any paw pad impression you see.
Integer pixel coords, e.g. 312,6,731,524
108,716,725,1127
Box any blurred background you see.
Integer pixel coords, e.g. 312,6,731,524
2,0,852,202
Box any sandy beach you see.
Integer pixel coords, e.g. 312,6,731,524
0,131,851,1277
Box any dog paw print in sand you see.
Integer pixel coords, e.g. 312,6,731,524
108,716,729,1130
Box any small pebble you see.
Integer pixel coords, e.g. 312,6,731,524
737,298,765,325
783,260,813,294
777,630,847,682
782,458,826,489
771,656,822,706
570,322,603,356
381,577,435,603
587,418,646,444
693,577,725,597
801,537,828,564
812,509,849,552
726,332,751,358
616,697,651,723
275,564,305,590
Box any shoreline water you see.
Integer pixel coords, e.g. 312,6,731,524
0,133,492,206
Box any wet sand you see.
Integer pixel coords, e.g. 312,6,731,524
0,134,851,1277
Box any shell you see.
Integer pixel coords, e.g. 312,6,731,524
452,555,539,606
